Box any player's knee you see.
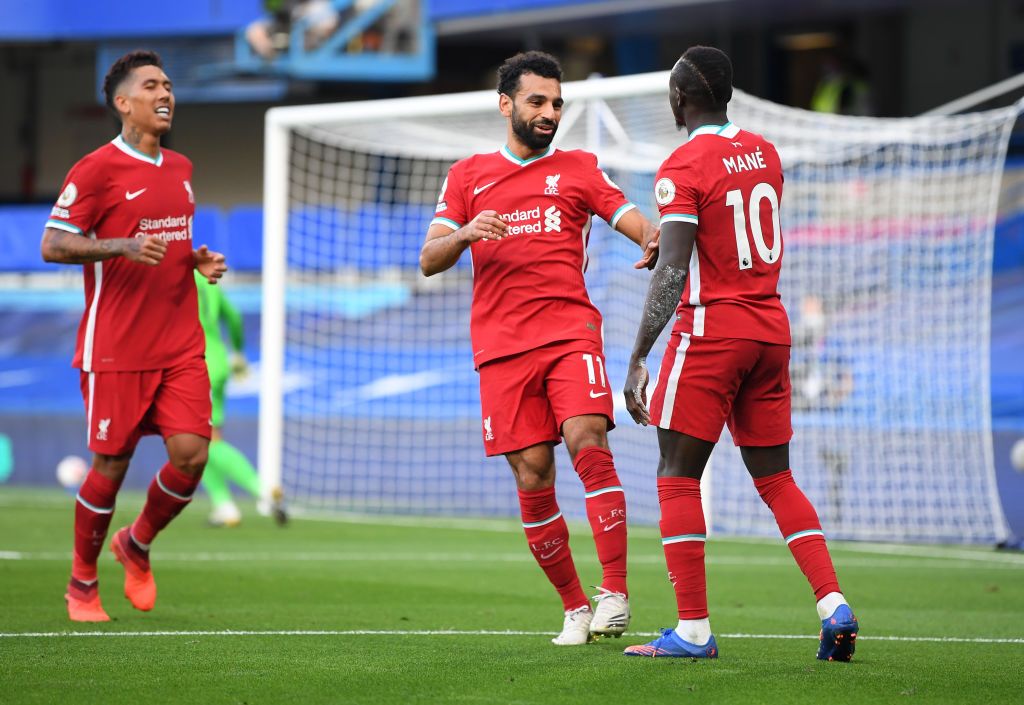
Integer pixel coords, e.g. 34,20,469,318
509,461,555,491
171,447,208,477
93,454,131,481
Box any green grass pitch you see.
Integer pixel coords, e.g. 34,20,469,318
1,486,1022,704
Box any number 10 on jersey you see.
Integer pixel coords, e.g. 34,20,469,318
726,182,781,271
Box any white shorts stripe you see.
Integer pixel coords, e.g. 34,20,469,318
656,333,692,429
86,372,95,445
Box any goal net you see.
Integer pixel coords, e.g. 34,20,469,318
260,71,1016,544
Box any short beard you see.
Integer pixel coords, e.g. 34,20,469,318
511,105,556,151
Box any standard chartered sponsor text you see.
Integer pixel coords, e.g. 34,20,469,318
500,206,541,236
134,214,193,241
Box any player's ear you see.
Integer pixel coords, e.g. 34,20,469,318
114,92,131,119
498,93,513,118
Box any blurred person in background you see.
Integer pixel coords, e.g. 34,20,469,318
195,271,287,528
246,0,341,60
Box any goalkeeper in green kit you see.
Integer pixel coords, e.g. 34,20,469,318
195,271,287,527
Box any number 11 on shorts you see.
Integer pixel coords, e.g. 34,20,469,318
582,353,607,388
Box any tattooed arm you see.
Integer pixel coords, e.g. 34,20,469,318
623,220,697,425
41,228,168,266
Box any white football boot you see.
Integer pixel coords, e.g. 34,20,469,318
551,605,594,646
208,501,242,528
589,586,631,637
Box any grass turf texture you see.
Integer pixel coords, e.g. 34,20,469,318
1,487,1022,704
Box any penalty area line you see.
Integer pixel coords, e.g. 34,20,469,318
1,629,1021,644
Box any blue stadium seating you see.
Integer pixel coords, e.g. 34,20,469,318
0,206,61,272
4,201,1023,276
225,205,265,272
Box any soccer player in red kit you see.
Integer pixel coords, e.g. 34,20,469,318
40,50,227,622
621,46,858,661
420,51,658,645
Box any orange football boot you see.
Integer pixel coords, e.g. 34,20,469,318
110,527,157,611
65,579,110,622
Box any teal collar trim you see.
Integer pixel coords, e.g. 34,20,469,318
687,122,739,139
500,144,554,166
112,134,163,166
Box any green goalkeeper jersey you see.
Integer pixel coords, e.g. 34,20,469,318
194,270,245,367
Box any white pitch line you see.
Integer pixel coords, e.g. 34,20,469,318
0,629,1021,644
1,550,1020,570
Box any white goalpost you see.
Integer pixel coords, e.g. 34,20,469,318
260,70,1016,544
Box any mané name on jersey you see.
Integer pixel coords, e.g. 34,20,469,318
655,122,791,345
47,135,204,372
432,145,636,366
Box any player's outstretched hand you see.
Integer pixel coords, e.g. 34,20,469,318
462,210,509,242
634,227,660,270
623,357,651,426
195,245,228,284
124,235,168,266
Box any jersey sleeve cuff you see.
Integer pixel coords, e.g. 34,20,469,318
430,216,462,231
609,202,637,229
46,219,84,234
659,213,699,226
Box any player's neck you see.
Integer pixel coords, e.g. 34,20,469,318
686,112,730,133
120,125,162,159
504,136,549,162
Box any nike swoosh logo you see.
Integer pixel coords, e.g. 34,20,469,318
473,181,497,195
125,188,147,200
602,521,625,532
589,390,609,398
540,546,564,560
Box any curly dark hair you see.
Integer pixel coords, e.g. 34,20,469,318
496,51,562,97
670,45,733,111
102,50,164,114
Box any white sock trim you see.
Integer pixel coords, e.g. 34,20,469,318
129,530,151,552
816,591,848,620
675,618,712,645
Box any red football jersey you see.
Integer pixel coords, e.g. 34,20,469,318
655,123,790,345
432,145,635,366
47,136,204,372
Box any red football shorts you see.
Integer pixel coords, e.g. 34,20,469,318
478,339,615,457
649,334,793,446
79,355,212,456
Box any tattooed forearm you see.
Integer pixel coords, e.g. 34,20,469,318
41,229,125,264
630,263,687,362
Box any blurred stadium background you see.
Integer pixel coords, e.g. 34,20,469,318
0,0,1022,543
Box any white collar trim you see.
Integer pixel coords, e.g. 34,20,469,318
112,135,163,166
687,122,740,140
500,144,554,166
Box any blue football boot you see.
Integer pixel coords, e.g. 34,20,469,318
817,604,858,661
623,628,718,658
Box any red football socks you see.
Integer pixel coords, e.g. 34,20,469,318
754,469,841,600
518,486,588,611
72,468,124,583
573,446,628,596
657,476,709,620
130,463,203,547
